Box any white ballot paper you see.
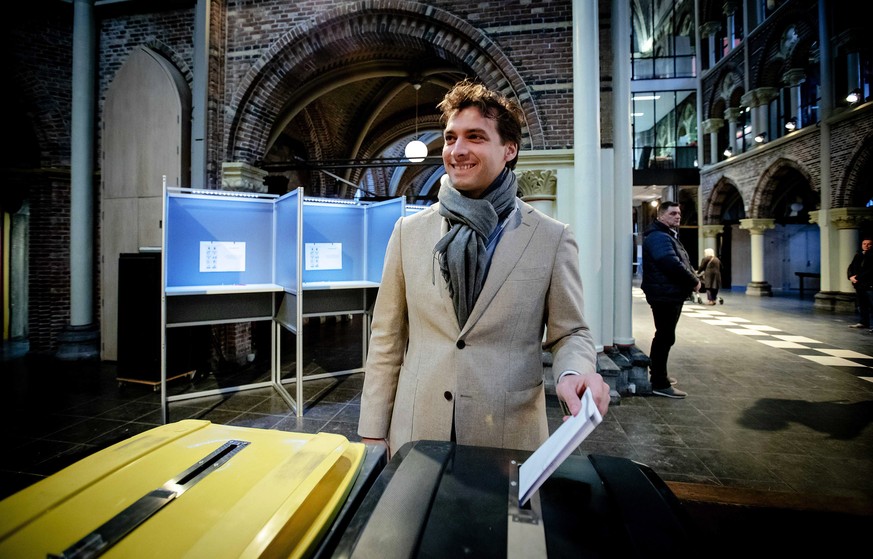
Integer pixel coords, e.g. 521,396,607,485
518,388,603,506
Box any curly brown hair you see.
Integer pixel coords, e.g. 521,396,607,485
436,79,524,169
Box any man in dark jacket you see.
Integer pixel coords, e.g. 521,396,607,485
847,238,873,330
641,201,700,398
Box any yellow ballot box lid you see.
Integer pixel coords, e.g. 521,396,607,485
0,419,365,559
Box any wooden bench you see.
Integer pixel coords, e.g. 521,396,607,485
795,272,821,297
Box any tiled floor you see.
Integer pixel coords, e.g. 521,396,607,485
2,284,872,553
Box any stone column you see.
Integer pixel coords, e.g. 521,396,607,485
700,21,722,69
809,209,869,311
753,87,778,142
783,68,806,129
701,224,724,254
701,118,724,164
572,0,603,350
831,208,873,292
723,1,737,52
724,107,742,155
739,218,775,295
221,162,269,192
58,0,99,360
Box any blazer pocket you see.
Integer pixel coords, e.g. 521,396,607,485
507,266,549,281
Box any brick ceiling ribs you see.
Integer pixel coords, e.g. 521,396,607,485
227,4,539,199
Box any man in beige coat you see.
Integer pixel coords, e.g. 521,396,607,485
358,80,610,455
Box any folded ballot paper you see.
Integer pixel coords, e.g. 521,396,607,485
518,388,603,506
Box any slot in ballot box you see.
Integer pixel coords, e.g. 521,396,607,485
323,440,698,559
0,420,386,559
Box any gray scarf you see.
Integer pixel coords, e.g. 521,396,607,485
434,168,518,328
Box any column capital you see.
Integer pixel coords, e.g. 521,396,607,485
739,218,776,233
517,169,557,198
782,68,806,87
739,91,757,108
221,162,268,192
828,207,873,229
741,87,779,108
753,87,779,105
700,21,722,37
722,1,738,16
701,224,724,238
724,107,743,122
701,118,724,134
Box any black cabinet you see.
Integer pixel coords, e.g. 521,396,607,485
117,252,206,383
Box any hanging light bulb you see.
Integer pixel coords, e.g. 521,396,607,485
405,83,427,162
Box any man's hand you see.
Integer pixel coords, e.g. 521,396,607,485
850,274,858,284
556,372,610,419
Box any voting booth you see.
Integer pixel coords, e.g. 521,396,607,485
161,185,404,421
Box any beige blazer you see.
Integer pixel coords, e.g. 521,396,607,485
358,200,597,452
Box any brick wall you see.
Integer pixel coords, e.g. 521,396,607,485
699,106,873,218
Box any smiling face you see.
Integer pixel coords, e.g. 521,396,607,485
442,106,518,199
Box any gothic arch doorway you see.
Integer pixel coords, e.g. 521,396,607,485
101,46,190,360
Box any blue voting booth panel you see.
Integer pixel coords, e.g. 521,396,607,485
275,190,301,292
165,195,275,288
302,204,365,283
302,197,404,284
366,198,405,283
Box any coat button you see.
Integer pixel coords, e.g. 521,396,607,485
444,391,453,401
456,340,465,349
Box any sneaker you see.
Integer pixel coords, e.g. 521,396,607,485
718,297,724,305
849,323,868,328
652,386,687,399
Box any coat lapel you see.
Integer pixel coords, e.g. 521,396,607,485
460,203,537,337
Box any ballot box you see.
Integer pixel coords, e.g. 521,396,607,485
323,440,697,559
0,420,385,559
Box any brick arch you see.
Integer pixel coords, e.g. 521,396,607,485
840,134,873,208
226,1,541,164
703,176,744,224
749,157,814,218
141,39,193,85
706,66,743,118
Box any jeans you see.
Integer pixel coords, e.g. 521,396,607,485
648,302,684,389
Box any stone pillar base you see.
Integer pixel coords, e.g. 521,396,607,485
55,323,100,361
745,281,773,296
813,291,857,313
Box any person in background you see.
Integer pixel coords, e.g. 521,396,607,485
847,238,873,330
358,80,610,456
697,248,723,305
641,201,700,399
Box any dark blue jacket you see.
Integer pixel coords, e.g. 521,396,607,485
641,220,699,304
848,250,873,290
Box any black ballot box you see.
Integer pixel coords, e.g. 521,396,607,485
117,252,208,383
322,440,697,559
